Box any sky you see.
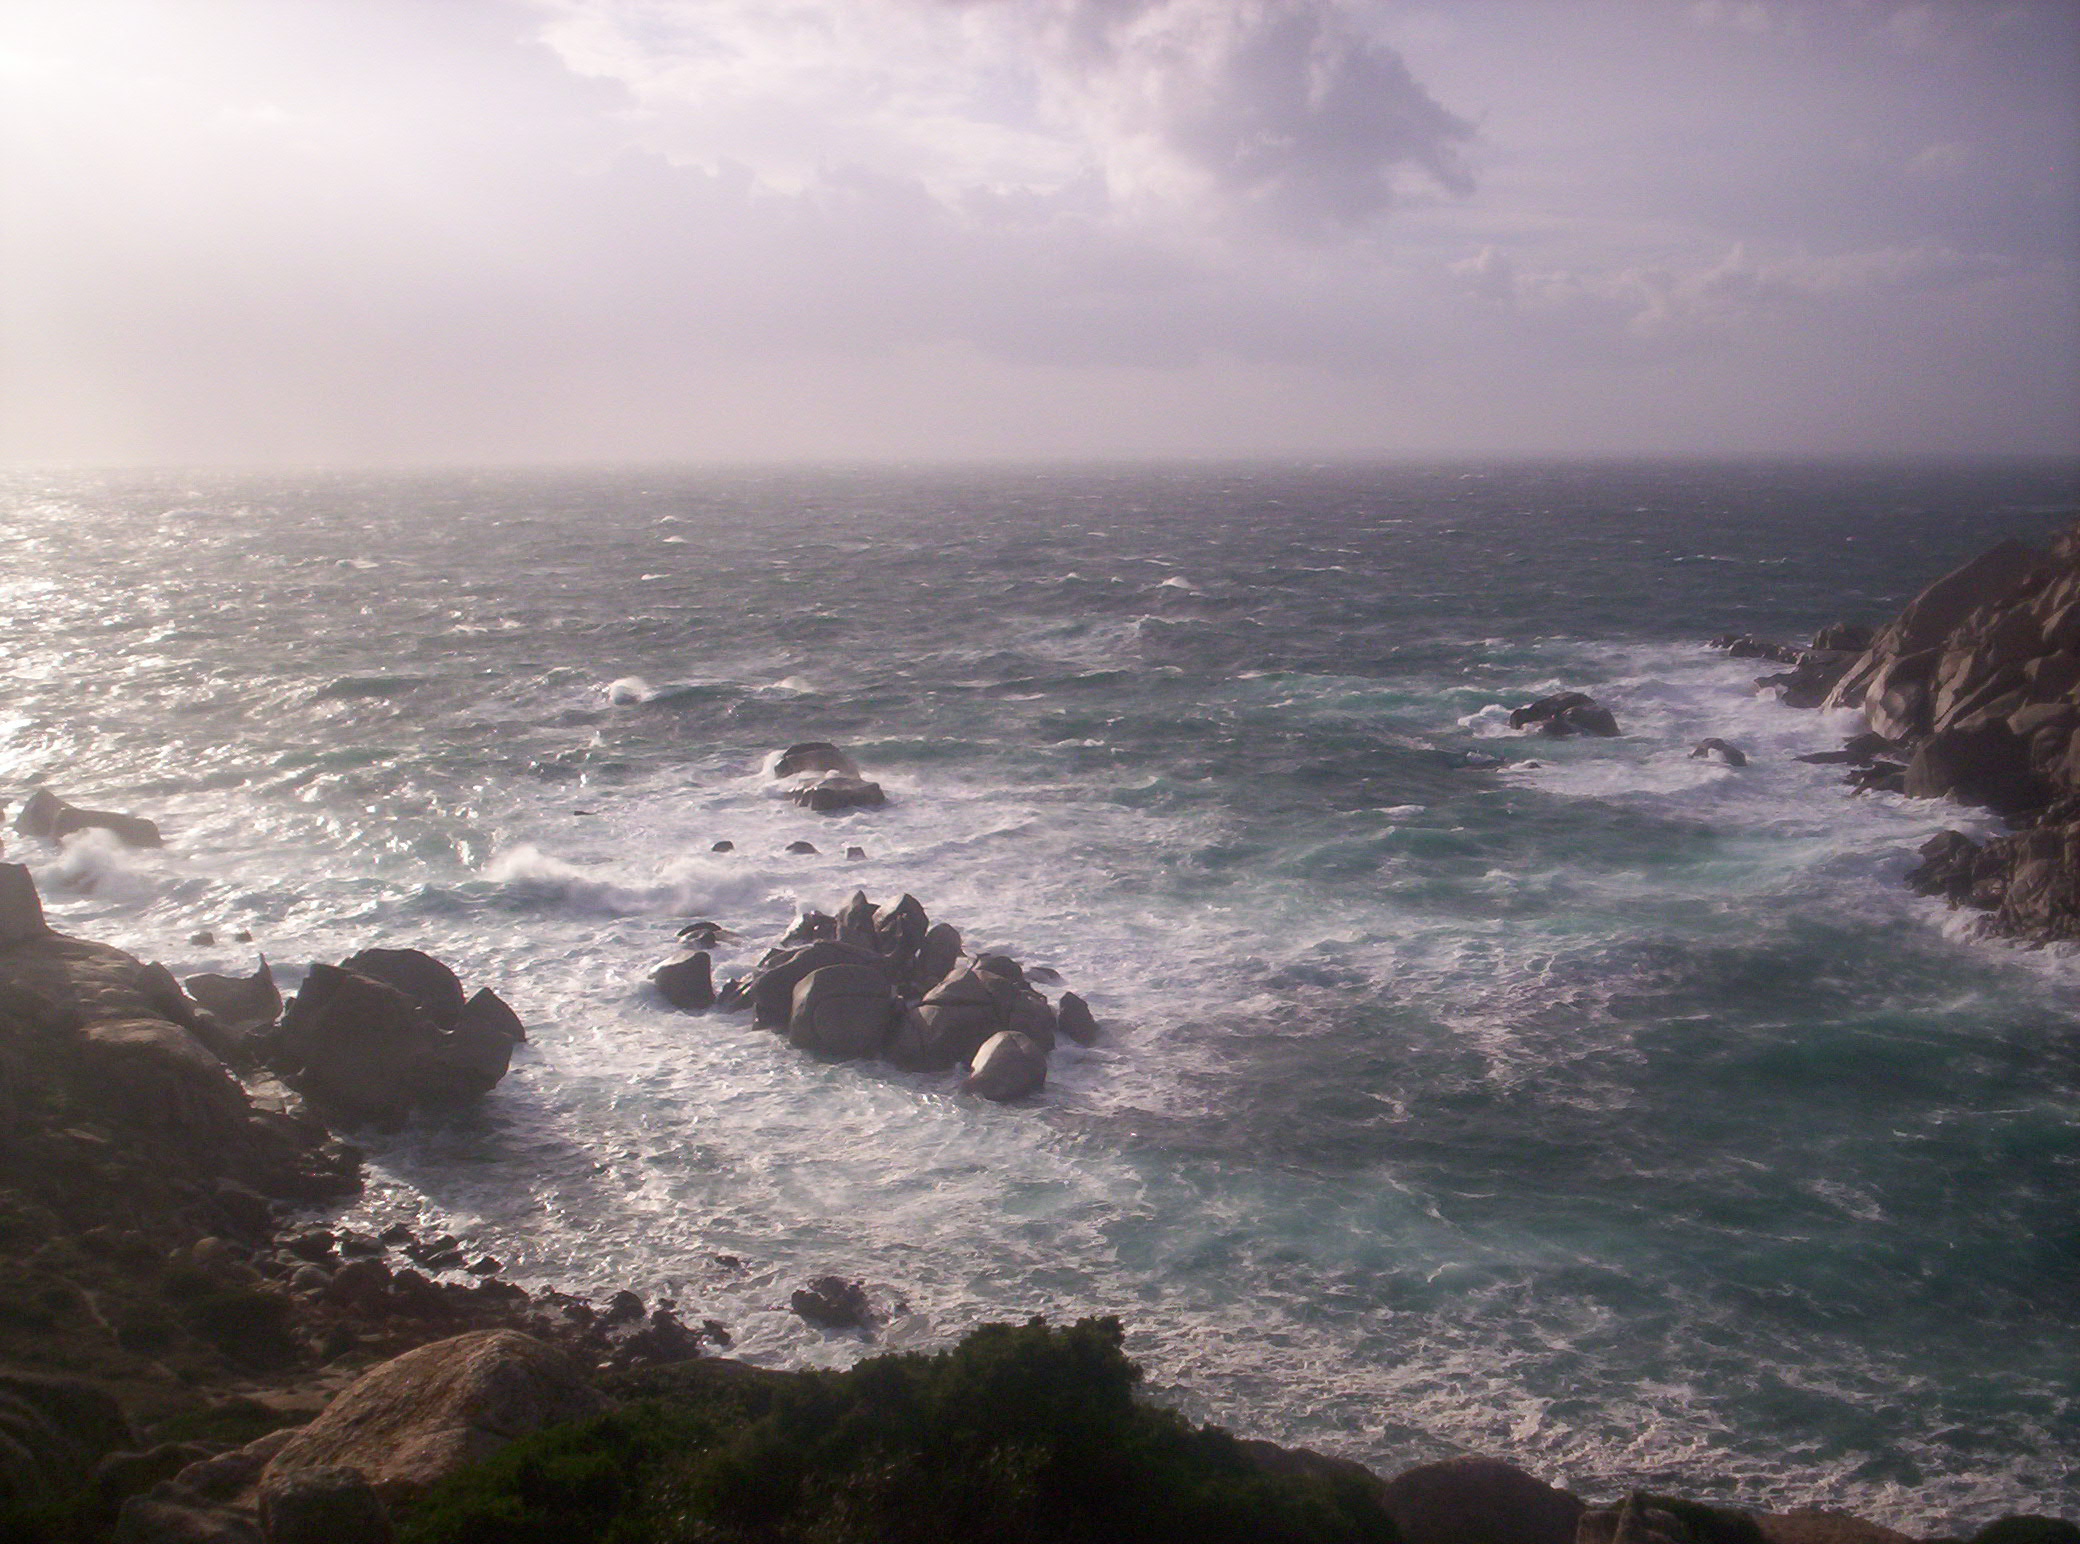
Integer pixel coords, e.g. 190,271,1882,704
2,0,2076,466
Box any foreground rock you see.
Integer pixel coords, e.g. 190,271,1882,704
1782,519,2080,942
268,951,524,1126
263,1330,604,1506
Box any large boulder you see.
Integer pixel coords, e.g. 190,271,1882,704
963,1030,1047,1101
787,964,898,1059
651,952,715,1011
262,1330,604,1507
338,948,466,1029
12,787,163,848
1826,537,2049,715
748,940,893,1030
273,962,519,1126
1377,1455,1583,1544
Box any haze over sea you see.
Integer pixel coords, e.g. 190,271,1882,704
4,459,2076,1531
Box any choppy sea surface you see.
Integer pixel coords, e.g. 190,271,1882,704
4,460,2077,1530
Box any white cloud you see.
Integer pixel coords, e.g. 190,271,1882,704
531,0,1475,233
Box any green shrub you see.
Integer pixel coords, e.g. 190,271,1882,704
402,1317,1396,1544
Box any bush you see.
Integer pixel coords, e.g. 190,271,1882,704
402,1317,1396,1544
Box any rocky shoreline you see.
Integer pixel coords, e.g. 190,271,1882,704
1715,517,2080,944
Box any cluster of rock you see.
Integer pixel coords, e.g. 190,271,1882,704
651,891,1099,1101
1760,522,2080,942
262,950,525,1128
772,741,887,813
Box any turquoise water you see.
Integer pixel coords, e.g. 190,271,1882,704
3,460,2076,1529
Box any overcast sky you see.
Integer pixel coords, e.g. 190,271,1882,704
3,0,2075,466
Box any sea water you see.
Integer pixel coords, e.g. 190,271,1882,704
3,460,2076,1530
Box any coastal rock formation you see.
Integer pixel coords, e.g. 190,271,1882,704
1690,738,1748,767
769,741,888,812
12,786,164,848
710,891,1093,1097
1509,692,1621,737
1797,519,2080,941
269,953,524,1126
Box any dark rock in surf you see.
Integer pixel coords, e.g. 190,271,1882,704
789,1275,873,1330
1509,692,1620,737
785,840,819,855
772,742,860,780
1689,738,1747,766
711,839,734,852
653,953,715,1011
1055,991,1100,1045
1709,634,1801,664
792,774,886,812
963,1030,1047,1101
12,786,163,848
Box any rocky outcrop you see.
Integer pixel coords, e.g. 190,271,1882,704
707,891,1097,1097
769,742,888,812
268,953,524,1127
1790,520,2080,942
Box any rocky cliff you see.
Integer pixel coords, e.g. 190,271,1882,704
1813,520,2080,940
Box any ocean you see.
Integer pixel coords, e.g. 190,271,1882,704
3,459,2076,1531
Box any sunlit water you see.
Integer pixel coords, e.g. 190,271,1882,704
4,461,2076,1531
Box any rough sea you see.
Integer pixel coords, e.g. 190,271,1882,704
4,460,2076,1531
